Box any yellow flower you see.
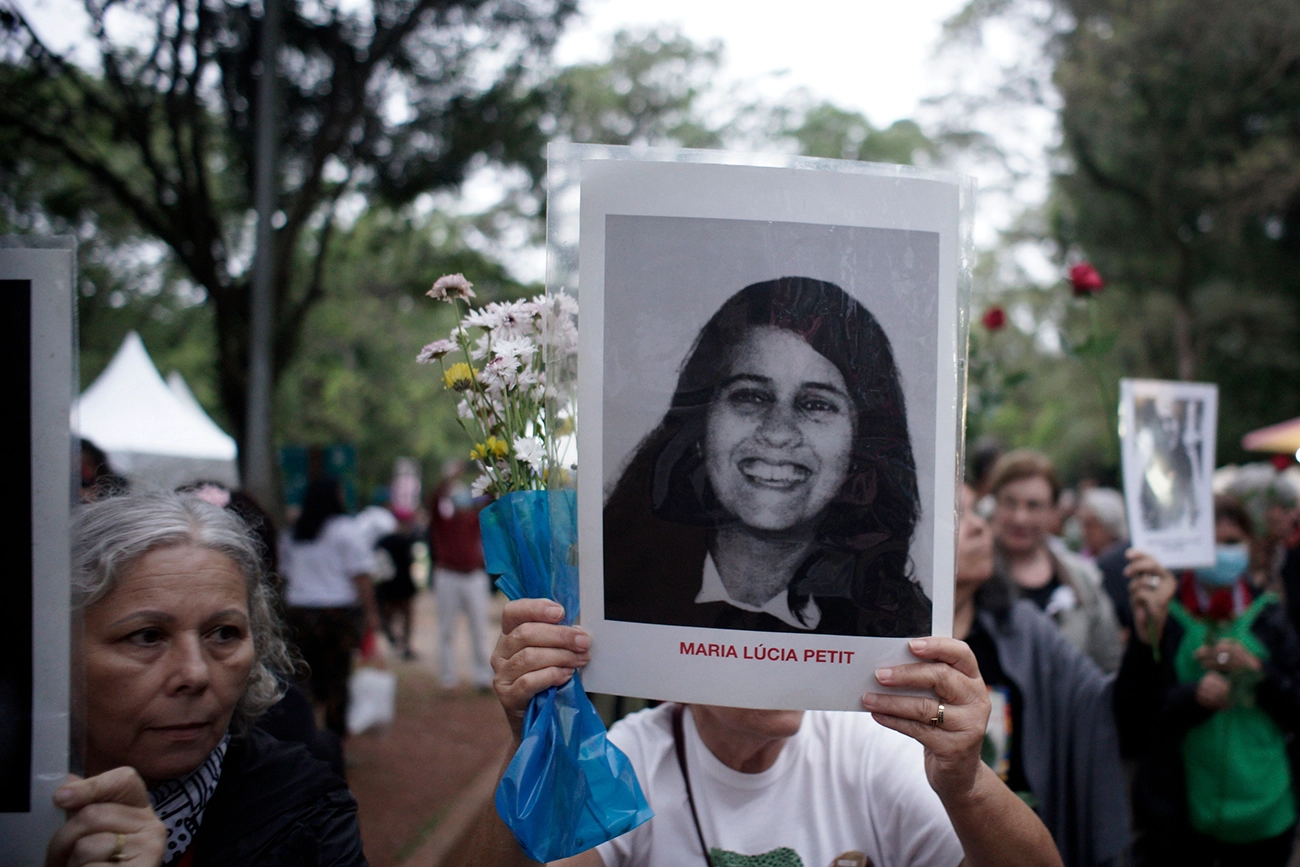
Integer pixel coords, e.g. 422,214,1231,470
470,436,509,463
443,362,476,391
486,435,509,458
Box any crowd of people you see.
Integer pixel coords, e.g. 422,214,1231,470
42,437,1300,867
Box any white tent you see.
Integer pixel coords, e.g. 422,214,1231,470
74,332,240,489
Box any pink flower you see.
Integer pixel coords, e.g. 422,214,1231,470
1069,262,1104,296
981,306,1006,331
416,339,456,364
427,273,476,301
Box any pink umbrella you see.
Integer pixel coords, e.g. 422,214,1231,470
1242,417,1300,454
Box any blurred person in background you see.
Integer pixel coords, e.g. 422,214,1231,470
1260,478,1299,590
80,437,129,502
280,477,379,737
969,437,1004,502
48,491,365,866
428,461,492,691
1116,494,1300,867
989,450,1122,672
375,507,421,660
957,483,1129,867
1077,487,1134,639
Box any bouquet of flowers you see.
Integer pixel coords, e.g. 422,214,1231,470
417,273,650,862
417,273,578,497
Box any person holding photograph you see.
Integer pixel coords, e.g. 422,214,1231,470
465,598,1063,867
47,491,365,867
955,483,1129,867
604,276,931,637
1116,494,1300,867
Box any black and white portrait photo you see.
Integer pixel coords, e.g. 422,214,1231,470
603,271,932,638
571,153,966,709
1120,379,1218,569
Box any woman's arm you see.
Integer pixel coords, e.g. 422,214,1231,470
464,598,597,867
861,637,1062,867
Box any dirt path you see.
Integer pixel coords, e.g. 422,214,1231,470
345,589,509,867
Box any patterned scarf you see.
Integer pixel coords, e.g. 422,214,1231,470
149,735,228,865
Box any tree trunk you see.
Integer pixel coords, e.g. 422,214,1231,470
1171,297,1196,381
212,281,251,470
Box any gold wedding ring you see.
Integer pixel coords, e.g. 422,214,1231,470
929,703,945,728
108,832,126,863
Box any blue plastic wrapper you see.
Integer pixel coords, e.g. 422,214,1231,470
480,489,653,862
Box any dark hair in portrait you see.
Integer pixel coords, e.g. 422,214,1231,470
604,276,930,637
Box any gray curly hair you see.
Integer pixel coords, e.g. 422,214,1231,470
71,491,293,729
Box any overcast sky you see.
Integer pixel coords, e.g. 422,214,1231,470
555,0,971,129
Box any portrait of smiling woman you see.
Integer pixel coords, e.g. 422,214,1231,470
47,492,365,867
604,276,931,637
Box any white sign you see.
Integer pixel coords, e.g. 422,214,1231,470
0,239,75,863
561,147,972,710
1119,378,1218,570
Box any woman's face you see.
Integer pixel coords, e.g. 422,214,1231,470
704,326,854,533
992,475,1055,556
82,545,255,786
957,485,994,586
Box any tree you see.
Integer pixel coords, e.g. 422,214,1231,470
1051,0,1300,369
781,101,936,165
275,207,536,500
547,27,726,149
0,0,574,478
950,0,1300,465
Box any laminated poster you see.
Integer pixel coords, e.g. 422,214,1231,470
558,147,972,710
0,239,75,863
1119,378,1218,570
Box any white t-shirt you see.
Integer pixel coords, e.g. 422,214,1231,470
596,705,964,867
281,516,375,607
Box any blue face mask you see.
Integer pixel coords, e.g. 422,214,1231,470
1194,543,1250,587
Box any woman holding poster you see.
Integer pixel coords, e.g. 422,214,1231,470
604,276,931,637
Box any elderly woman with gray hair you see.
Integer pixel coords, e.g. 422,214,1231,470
1077,487,1134,637
47,492,366,867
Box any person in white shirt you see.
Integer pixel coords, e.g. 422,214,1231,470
468,598,1064,867
281,477,378,736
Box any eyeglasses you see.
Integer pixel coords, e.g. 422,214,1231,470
994,495,1053,516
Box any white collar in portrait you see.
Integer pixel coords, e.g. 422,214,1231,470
695,553,822,630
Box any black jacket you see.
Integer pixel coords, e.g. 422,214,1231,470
1114,596,1300,835
190,728,367,866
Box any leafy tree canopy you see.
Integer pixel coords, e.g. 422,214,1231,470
0,0,575,452
955,0,1300,472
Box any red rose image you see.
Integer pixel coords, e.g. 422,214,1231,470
1069,262,1105,296
981,306,1006,331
